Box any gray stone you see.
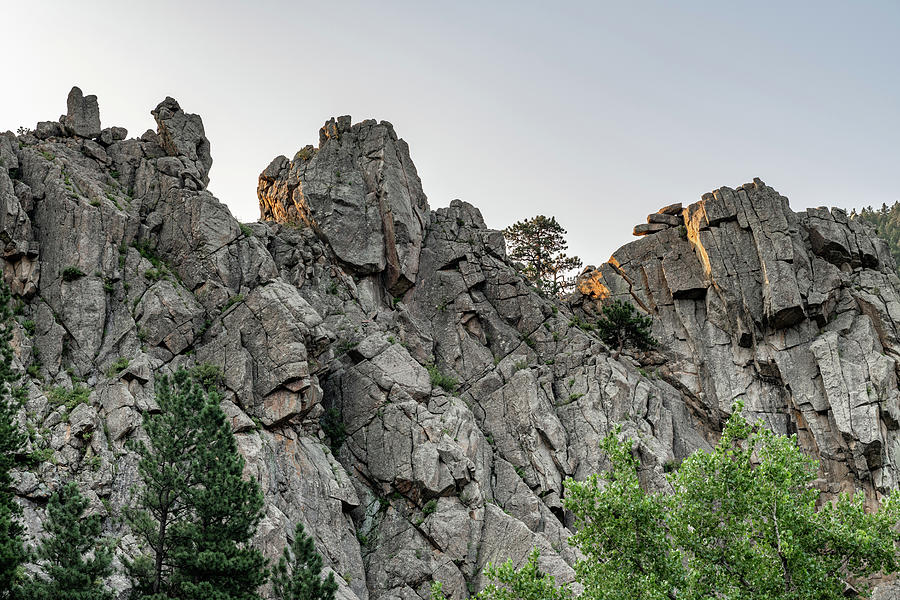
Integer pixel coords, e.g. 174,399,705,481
99,126,128,146
34,121,63,139
633,222,669,236
658,202,683,215
648,212,681,226
258,117,429,294
10,87,900,600
68,402,97,437
63,86,101,138
151,97,212,187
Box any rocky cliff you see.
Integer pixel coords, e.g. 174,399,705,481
4,87,899,599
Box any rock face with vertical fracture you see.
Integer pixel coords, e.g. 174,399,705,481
258,117,429,294
7,88,900,600
573,177,900,501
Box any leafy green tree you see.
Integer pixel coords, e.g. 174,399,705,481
127,369,267,600
271,522,337,600
457,403,900,600
564,430,684,600
19,481,114,600
0,282,27,597
668,403,900,599
595,299,656,358
430,549,569,600
503,215,582,296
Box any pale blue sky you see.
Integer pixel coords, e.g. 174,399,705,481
3,1,898,263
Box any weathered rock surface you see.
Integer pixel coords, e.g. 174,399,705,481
5,89,899,599
574,178,900,502
63,86,101,139
258,117,429,294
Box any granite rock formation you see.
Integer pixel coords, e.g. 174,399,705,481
4,88,899,599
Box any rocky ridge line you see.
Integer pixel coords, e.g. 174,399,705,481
2,87,899,599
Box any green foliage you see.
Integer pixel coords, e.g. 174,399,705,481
853,203,900,270
503,215,582,297
189,363,224,392
564,427,684,600
61,266,86,282
320,408,346,452
666,403,900,599
595,299,656,358
426,364,458,393
21,320,35,336
106,357,129,377
431,550,570,600
223,294,245,311
422,499,438,516
132,241,173,283
126,369,268,600
459,404,900,600
48,384,91,416
239,223,254,237
18,481,114,600
143,268,168,282
173,377,268,599
0,282,27,596
271,522,338,600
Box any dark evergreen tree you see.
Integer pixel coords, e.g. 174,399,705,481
171,383,268,600
271,523,338,600
852,201,900,271
503,215,582,296
127,368,267,600
0,281,27,597
124,370,206,599
19,481,114,600
595,299,656,358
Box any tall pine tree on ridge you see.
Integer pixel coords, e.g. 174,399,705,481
0,281,27,598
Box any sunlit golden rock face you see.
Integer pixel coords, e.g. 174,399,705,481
575,267,610,300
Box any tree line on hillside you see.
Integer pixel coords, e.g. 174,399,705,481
0,281,337,600
851,203,900,271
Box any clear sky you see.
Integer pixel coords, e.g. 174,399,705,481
3,1,898,265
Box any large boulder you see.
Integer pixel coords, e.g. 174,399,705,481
62,86,101,138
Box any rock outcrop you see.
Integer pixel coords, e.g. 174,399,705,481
574,179,900,501
4,88,900,599
258,117,428,295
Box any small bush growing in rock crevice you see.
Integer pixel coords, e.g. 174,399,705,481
426,364,458,393
61,267,85,282
320,407,347,452
106,357,129,377
48,384,90,416
190,363,224,392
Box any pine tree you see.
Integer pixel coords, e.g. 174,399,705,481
20,481,114,600
0,281,27,597
127,368,267,600
171,384,268,600
271,523,338,600
595,299,656,358
125,370,206,599
503,215,582,296
852,201,900,271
